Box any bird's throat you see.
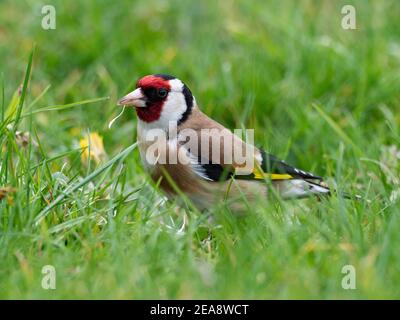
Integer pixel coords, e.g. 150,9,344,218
135,102,164,123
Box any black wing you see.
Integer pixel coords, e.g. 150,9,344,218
190,150,322,182
259,149,322,181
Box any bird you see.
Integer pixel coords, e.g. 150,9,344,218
117,74,351,211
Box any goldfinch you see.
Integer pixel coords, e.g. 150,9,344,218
118,74,345,210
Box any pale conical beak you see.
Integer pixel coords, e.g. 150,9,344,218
117,88,146,107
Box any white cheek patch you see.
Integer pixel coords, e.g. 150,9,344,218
158,92,187,125
169,79,184,91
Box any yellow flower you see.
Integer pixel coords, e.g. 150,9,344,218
79,132,106,164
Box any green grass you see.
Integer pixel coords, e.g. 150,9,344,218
1,0,400,299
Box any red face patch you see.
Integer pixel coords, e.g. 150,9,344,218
135,104,163,123
136,75,171,91
135,75,171,123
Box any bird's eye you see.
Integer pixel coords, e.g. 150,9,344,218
157,88,168,98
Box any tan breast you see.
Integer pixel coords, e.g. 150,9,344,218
136,107,266,210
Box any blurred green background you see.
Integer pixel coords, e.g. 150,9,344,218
0,0,399,299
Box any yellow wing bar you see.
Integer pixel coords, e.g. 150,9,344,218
252,165,293,180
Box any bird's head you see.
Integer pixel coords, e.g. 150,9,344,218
117,74,194,127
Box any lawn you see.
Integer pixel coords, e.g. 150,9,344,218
0,0,399,299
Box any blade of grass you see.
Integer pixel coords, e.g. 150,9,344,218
34,142,138,225
1,72,4,122
24,147,83,175
13,47,35,132
312,103,361,154
26,84,51,110
21,96,110,118
26,94,35,224
47,213,98,234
